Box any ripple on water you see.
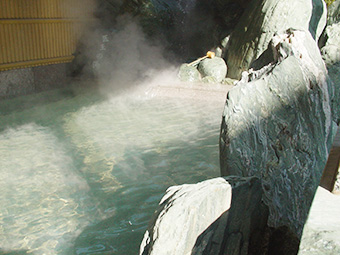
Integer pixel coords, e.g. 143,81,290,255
0,89,223,254
0,123,104,254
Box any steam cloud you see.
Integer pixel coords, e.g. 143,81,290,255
78,15,178,95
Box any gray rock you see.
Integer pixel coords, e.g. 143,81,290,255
178,64,201,82
140,177,232,255
139,176,268,255
201,76,218,84
327,0,340,25
198,57,227,82
220,29,337,239
222,77,237,86
320,22,340,124
298,187,340,254
192,176,268,255
321,23,340,65
226,0,327,79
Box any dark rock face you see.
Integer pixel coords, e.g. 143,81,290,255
139,176,268,255
220,29,337,240
95,0,251,60
225,0,327,79
140,177,233,255
192,177,268,255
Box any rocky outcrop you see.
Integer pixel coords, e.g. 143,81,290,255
220,28,337,244
298,187,340,254
225,0,327,79
140,176,268,255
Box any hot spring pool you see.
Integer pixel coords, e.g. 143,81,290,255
0,82,226,254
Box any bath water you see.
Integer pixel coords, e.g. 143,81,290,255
0,82,225,254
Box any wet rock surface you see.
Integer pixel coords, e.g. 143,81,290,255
139,176,268,255
140,177,232,255
220,29,337,242
192,177,268,255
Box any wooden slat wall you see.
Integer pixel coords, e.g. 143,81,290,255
0,0,94,71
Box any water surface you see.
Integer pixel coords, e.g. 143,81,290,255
0,83,225,254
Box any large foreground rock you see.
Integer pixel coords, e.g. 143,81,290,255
226,0,327,79
140,176,268,255
298,187,340,254
220,29,337,240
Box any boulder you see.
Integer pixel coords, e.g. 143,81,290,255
220,29,337,242
298,187,340,254
198,57,228,82
201,76,218,84
320,21,340,124
192,177,268,255
178,64,201,82
226,0,327,79
139,176,268,255
140,177,232,255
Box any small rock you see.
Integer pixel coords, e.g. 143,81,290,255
201,76,218,84
222,77,237,85
198,57,227,82
178,64,201,82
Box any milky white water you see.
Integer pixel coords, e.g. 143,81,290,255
0,82,225,254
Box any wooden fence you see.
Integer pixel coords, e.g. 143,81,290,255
0,0,94,71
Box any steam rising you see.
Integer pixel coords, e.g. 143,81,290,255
78,15,178,95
